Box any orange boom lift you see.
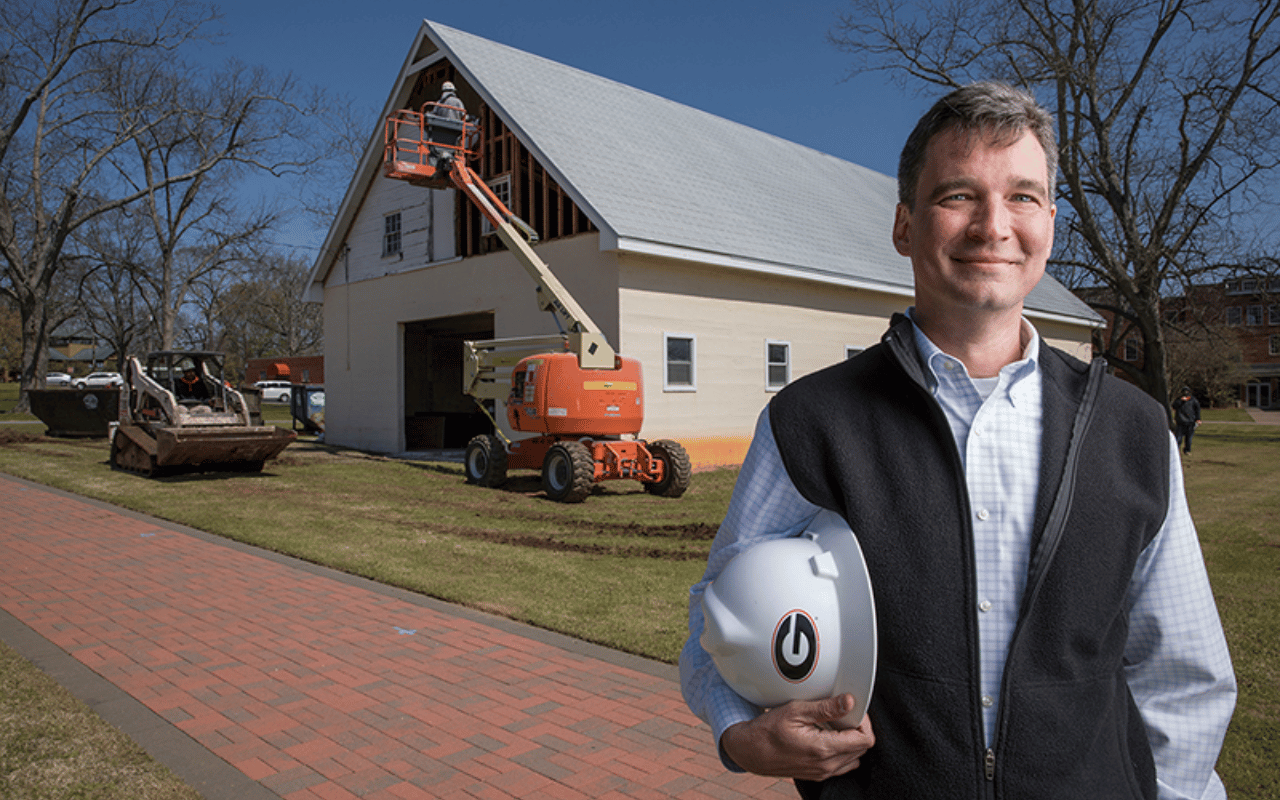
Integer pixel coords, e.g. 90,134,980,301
383,100,691,502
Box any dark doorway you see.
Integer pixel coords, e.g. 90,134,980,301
403,312,494,449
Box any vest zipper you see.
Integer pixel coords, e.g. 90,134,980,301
985,747,996,781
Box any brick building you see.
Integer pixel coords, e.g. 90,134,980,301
1080,276,1280,408
244,355,324,387
1214,276,1280,407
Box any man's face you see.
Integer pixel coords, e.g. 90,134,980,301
893,127,1056,325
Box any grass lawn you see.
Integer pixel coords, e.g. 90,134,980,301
0,382,1275,798
0,641,201,800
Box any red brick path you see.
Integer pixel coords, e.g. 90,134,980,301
0,475,792,800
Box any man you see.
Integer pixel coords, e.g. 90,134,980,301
176,367,210,402
1173,386,1202,454
434,81,464,121
680,83,1235,799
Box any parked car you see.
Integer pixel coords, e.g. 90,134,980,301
253,380,294,403
46,372,74,387
75,372,124,389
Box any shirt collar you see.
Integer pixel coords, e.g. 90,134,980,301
905,308,1041,405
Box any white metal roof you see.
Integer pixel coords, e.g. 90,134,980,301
309,20,1099,325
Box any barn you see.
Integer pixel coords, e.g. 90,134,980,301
305,20,1100,468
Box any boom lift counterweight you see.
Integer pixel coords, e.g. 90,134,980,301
383,101,690,502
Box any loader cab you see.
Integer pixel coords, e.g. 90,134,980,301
144,351,228,410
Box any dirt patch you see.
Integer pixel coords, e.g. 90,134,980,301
0,430,45,445
437,524,711,560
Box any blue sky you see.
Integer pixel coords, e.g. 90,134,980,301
199,0,931,253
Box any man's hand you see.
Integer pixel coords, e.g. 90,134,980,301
720,694,875,781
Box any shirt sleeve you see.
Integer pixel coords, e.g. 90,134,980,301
678,407,821,770
1124,433,1237,800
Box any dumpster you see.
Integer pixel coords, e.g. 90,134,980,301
27,388,121,437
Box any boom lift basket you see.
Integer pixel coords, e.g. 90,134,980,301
383,103,476,189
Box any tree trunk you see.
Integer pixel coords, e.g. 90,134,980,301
13,291,51,414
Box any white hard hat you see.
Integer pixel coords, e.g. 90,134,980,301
442,81,456,92
700,510,877,729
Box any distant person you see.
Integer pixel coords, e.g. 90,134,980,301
1173,386,1202,454
176,368,210,402
434,81,464,121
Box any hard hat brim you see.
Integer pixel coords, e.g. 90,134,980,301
804,509,877,729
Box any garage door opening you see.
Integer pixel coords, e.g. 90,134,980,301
403,312,494,449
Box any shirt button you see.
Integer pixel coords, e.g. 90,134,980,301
979,600,992,612
982,695,994,708
976,508,990,521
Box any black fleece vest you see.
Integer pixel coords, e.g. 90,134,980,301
770,318,1168,800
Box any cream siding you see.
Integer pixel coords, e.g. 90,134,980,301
619,255,908,445
322,230,615,452
617,254,1095,468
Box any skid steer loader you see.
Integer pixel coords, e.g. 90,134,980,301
109,351,295,477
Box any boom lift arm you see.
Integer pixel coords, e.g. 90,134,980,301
384,107,615,370
382,101,692,502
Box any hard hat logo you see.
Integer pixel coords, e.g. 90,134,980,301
774,610,818,682
699,510,876,727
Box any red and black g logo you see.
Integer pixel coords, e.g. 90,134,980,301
773,609,818,683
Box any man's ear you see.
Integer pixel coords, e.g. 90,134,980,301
892,204,911,256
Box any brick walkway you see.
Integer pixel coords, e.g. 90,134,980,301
0,474,792,800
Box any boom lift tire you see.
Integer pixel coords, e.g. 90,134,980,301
464,434,508,487
644,439,692,498
542,441,594,503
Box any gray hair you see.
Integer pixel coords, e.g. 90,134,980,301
897,82,1057,208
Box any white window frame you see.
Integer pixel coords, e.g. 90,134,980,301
1271,334,1280,357
383,212,402,257
1124,338,1141,362
481,176,511,236
1226,306,1242,326
1247,304,1264,326
1269,304,1279,326
766,340,791,391
663,333,696,392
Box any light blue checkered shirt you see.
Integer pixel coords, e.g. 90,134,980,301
679,317,1235,800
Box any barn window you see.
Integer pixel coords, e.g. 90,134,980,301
481,176,511,236
383,213,402,257
664,333,695,391
766,340,790,390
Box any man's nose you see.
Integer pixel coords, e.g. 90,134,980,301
968,198,1012,241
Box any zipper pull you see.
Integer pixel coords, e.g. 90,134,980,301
985,748,996,781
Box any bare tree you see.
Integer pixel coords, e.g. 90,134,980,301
210,251,323,364
0,0,316,410
0,0,212,407
1166,323,1250,408
72,205,157,363
830,0,1280,410
120,58,316,350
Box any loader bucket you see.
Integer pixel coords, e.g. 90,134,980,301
154,425,296,469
